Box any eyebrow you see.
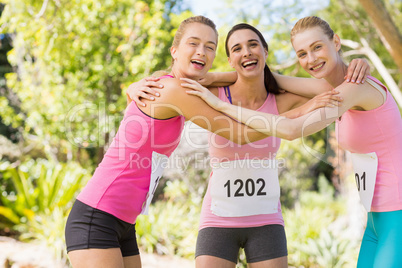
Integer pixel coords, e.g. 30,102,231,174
230,39,259,51
296,40,322,54
187,36,217,46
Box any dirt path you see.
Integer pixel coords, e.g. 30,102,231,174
0,236,194,268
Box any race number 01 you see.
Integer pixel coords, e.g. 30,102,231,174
224,178,267,197
355,172,366,191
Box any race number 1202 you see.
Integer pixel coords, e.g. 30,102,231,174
223,178,267,197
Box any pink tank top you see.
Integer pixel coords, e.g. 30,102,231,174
77,76,185,223
336,76,402,212
199,87,283,229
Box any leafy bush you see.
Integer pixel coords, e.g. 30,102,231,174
285,177,359,268
0,159,90,264
136,179,202,259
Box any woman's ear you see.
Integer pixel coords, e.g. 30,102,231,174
264,49,268,60
170,46,177,61
334,34,341,52
228,57,234,69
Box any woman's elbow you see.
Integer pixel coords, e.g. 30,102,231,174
281,125,300,141
238,131,267,145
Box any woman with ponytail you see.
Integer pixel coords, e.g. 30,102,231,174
191,23,337,268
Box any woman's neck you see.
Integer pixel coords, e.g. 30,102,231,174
325,62,348,88
170,67,200,80
230,75,267,108
170,68,183,79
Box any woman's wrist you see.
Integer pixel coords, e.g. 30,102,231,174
218,101,231,112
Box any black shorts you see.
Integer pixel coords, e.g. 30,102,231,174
65,200,139,257
195,224,287,263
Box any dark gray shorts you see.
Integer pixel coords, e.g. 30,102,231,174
65,200,139,257
195,224,287,263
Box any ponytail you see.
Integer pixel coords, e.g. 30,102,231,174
264,64,280,94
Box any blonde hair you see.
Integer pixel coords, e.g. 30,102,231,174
290,16,334,42
170,16,218,67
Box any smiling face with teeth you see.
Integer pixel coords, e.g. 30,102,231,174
170,23,217,80
226,29,268,77
291,26,342,80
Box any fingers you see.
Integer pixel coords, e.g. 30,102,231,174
180,77,202,85
142,83,162,96
127,90,145,106
143,81,163,92
317,90,341,98
328,92,343,103
357,64,369,84
129,95,146,107
352,59,366,84
138,90,156,101
315,90,343,107
180,77,195,83
363,59,371,79
185,90,201,96
127,86,160,107
180,82,201,90
345,59,360,83
180,78,205,91
345,59,369,84
144,76,160,82
197,77,208,86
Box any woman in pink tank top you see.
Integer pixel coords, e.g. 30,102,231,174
186,16,402,268
129,22,369,267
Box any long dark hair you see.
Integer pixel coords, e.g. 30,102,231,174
225,23,280,94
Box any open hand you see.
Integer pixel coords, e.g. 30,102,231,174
305,90,343,113
126,76,163,107
181,78,223,110
197,72,215,86
345,58,371,84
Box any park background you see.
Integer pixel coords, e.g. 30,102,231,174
0,0,401,267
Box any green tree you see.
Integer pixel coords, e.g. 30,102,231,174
319,0,402,106
0,0,184,166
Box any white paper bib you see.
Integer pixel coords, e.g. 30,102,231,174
141,151,169,215
210,159,280,217
350,152,378,212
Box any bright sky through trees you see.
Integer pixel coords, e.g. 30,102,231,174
186,0,329,28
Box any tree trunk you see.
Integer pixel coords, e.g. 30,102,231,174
358,0,402,72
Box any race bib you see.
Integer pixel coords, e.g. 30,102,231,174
350,152,378,212
141,151,169,215
210,159,280,217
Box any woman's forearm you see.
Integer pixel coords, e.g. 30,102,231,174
208,71,237,87
218,101,340,141
273,72,332,98
218,102,297,140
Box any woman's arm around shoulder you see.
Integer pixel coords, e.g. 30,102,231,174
146,78,269,144
273,58,371,98
277,90,342,119
186,79,369,140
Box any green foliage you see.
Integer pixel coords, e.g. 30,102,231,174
0,0,184,164
298,229,358,268
318,0,400,85
284,179,359,268
136,179,202,258
0,159,90,263
278,132,335,208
